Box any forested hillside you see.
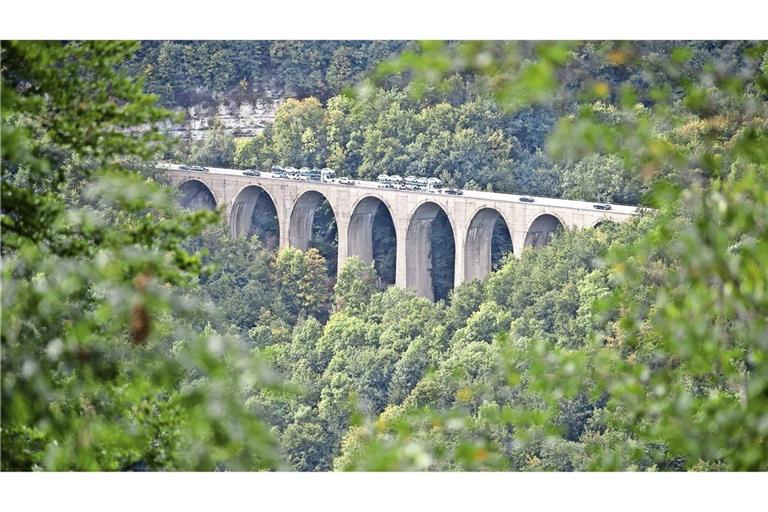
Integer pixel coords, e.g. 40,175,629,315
190,220,655,470
125,41,407,106
2,40,767,471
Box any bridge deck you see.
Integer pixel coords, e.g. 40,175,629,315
159,163,641,216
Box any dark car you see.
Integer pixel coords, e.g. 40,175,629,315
443,188,463,195
519,196,534,203
185,165,207,172
243,170,260,177
593,203,612,210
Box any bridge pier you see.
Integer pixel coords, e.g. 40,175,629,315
345,197,380,266
279,221,290,250
405,214,435,301
288,191,325,250
336,215,350,273
394,220,408,289
511,229,527,257
453,228,466,290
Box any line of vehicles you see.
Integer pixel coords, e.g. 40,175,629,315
174,163,612,210
375,174,463,195
267,167,461,194
269,166,337,183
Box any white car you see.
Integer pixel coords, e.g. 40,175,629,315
338,177,355,185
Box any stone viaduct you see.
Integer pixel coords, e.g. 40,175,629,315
165,167,641,301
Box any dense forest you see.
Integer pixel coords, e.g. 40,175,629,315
124,41,407,106
2,40,767,471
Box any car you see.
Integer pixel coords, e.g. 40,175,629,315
273,171,288,179
338,177,355,185
443,188,463,195
243,170,260,177
519,196,534,203
593,203,612,210
187,165,208,172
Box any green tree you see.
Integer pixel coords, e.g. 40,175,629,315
333,256,378,314
557,153,644,204
189,121,236,168
272,97,328,167
195,226,277,332
282,421,335,471
234,130,275,169
273,248,331,321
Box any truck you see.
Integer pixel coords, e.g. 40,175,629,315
426,177,442,192
302,168,321,182
321,168,336,182
377,174,394,188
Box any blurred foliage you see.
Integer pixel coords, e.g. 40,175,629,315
1,41,284,470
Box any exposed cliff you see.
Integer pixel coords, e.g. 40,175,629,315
164,95,285,140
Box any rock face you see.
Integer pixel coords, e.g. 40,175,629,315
163,95,286,140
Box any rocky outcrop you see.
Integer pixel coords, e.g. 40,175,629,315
163,95,286,140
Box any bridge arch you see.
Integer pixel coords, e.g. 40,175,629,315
464,207,513,282
593,218,618,229
348,195,397,285
405,200,456,302
178,178,217,211
229,184,280,249
524,213,566,249
289,190,339,274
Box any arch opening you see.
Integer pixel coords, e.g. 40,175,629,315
524,213,565,249
230,185,279,250
179,180,216,211
464,208,513,282
405,202,455,302
594,219,618,230
348,197,396,286
491,218,514,271
289,191,338,275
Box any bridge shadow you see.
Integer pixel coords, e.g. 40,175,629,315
230,185,279,250
179,179,216,211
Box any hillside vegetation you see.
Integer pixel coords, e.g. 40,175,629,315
125,41,407,106
2,40,767,471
